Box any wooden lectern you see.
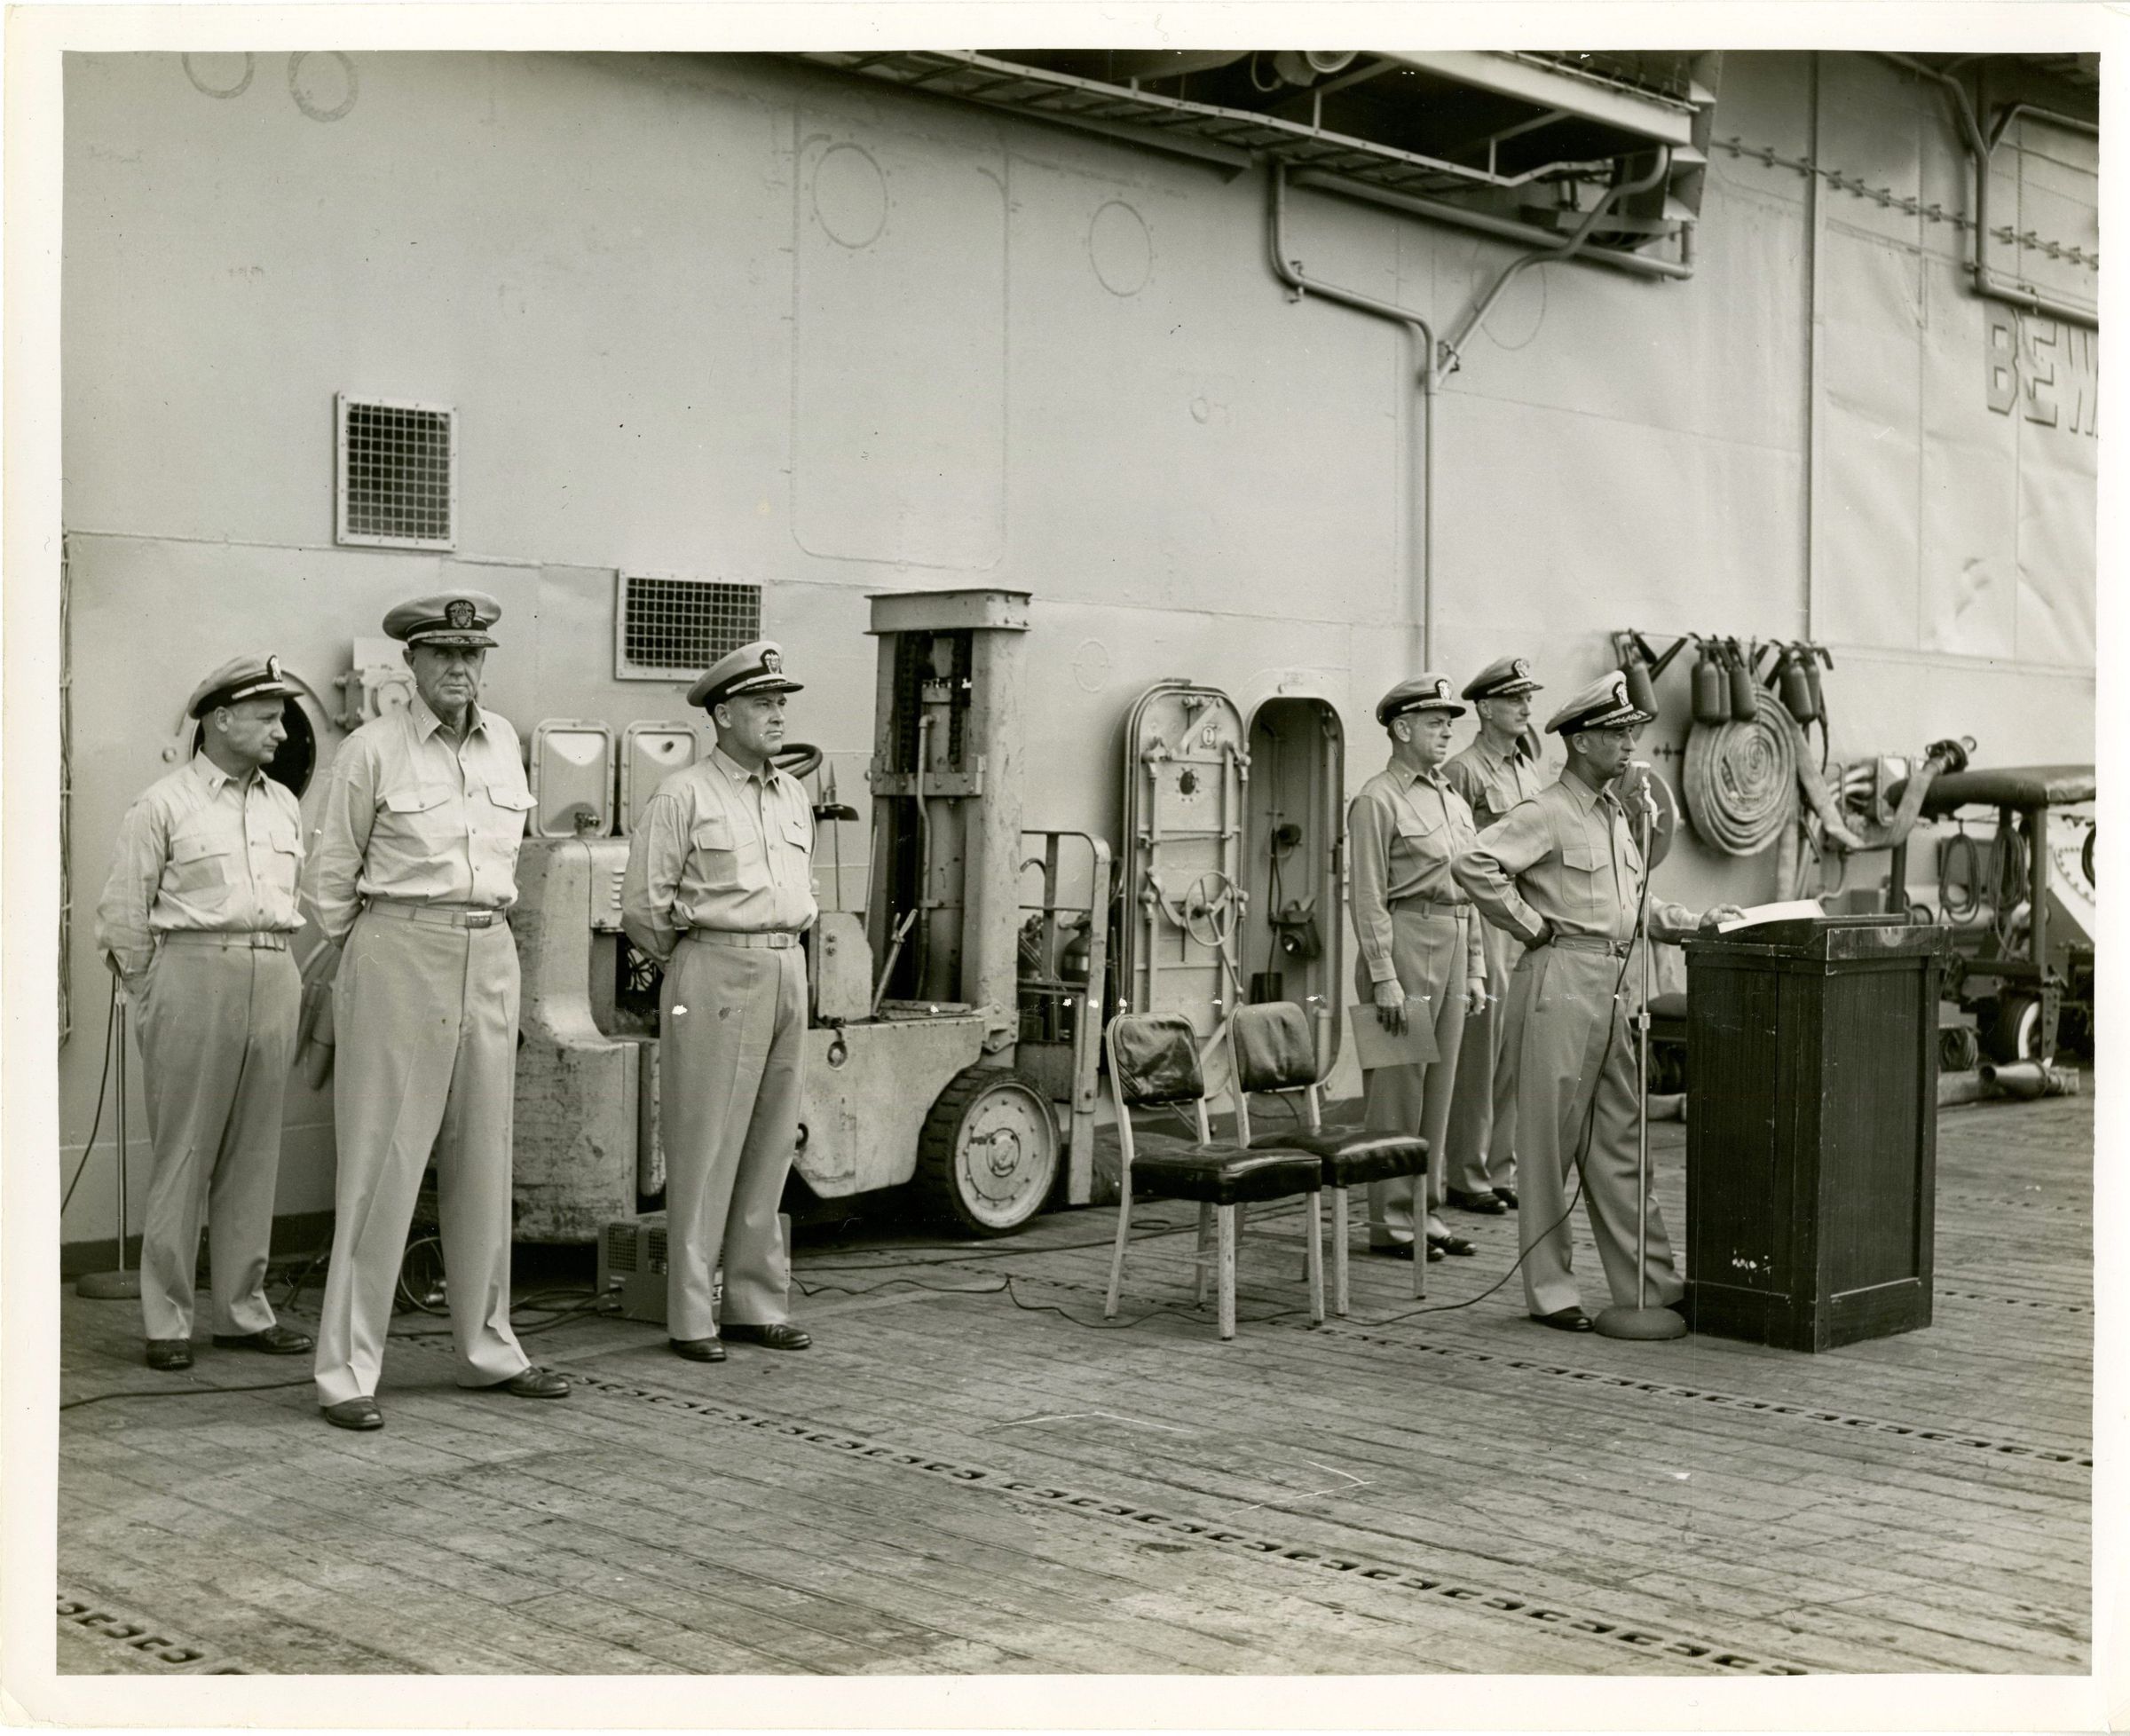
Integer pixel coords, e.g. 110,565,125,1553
1681,915,1944,1352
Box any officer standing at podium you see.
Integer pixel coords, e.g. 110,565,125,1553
623,641,817,1363
304,591,569,1428
1454,672,1742,1332
1440,655,1548,1218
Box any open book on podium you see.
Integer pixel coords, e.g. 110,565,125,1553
1346,998,1440,1069
1715,899,1825,934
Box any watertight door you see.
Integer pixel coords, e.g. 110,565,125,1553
1240,696,1346,1080
1117,682,1249,1043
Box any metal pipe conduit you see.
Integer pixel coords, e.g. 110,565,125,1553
1266,162,1436,667
1290,168,1694,285
1440,148,1674,370
1880,52,2098,330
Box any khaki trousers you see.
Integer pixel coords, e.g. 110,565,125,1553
1446,917,1522,1195
314,911,529,1405
1356,906,1471,1247
134,941,299,1341
1503,943,1682,1317
659,940,807,1341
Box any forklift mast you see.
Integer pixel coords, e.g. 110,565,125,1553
864,588,1030,1040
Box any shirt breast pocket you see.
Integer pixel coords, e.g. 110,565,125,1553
691,816,744,890
169,827,233,900
383,785,459,852
1559,844,1605,916
1395,810,1448,867
476,785,537,864
265,825,304,896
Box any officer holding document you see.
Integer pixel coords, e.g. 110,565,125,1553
1346,675,1489,1263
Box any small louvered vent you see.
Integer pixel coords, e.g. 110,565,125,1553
336,393,455,549
615,573,762,682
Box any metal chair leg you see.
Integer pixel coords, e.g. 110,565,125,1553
1295,1184,1312,1321
1104,1188,1132,1318
1415,1154,1432,1301
1194,1203,1213,1306
1217,1205,1238,1340
1333,1186,1351,1317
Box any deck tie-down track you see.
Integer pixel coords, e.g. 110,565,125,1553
549,1363,1811,1676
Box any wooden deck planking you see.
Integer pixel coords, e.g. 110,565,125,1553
54,1089,2091,1675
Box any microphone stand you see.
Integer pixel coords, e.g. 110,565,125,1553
76,968,143,1300
1594,768,1686,1342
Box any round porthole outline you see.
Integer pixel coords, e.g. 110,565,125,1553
811,141,889,250
182,52,256,99
288,51,359,123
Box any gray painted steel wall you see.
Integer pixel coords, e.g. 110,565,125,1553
59,50,2095,1235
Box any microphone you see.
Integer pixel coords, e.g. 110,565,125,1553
1628,759,1661,824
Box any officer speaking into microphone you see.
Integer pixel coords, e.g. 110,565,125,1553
623,641,816,1364
302,592,569,1430
94,655,315,1371
1454,672,1743,1332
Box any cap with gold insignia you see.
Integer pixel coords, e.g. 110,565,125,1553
687,639,806,711
186,653,299,720
383,590,502,650
1462,654,1544,703
1545,670,1653,737
1375,672,1465,725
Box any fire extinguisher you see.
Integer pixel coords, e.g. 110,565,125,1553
1775,643,1818,722
1801,642,1830,722
1691,636,1729,725
1724,638,1757,722
1619,636,1659,717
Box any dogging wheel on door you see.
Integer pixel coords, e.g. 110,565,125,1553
915,1067,1061,1236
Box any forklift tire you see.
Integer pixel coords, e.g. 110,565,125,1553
915,1066,1061,1237
1982,990,2044,1066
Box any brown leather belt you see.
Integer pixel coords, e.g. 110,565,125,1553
1391,897,1471,916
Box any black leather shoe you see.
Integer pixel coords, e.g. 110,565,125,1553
1532,1307,1594,1333
322,1397,383,1431
212,1324,315,1354
670,1338,727,1363
1367,1243,1444,1264
145,1338,193,1372
721,1322,811,1351
490,1368,571,1399
1427,1233,1479,1258
1493,1188,1519,1210
1447,1188,1508,1216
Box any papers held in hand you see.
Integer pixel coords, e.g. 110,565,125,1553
1348,998,1440,1069
1715,900,1825,934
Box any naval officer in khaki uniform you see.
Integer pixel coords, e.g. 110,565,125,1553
1440,655,1550,1218
1348,675,1489,1263
1454,672,1743,1331
94,656,315,1371
303,592,569,1429
622,642,817,1362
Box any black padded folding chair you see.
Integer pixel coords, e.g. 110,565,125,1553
1227,1000,1432,1313
1102,1011,1324,1339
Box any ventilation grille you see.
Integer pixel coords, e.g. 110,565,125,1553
335,393,455,549
615,573,762,682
